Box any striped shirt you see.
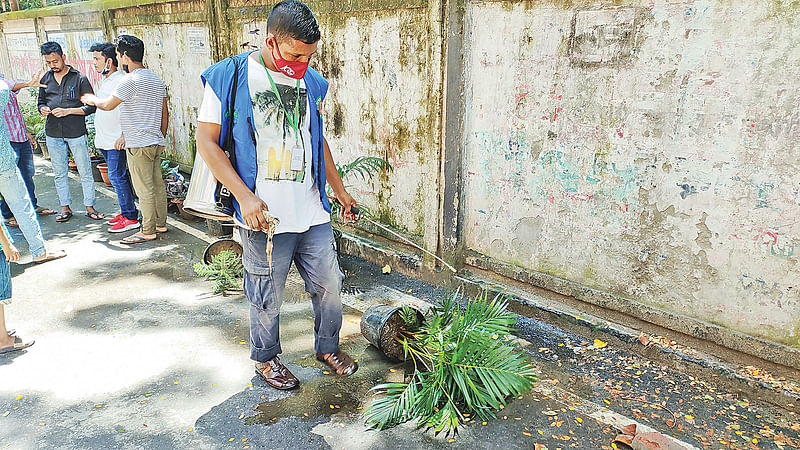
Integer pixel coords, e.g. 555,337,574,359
113,68,167,148
1,80,27,143
0,85,17,174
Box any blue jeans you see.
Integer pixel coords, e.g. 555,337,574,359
99,149,138,221
0,141,37,219
240,222,344,362
0,168,45,258
46,135,95,208
0,249,10,302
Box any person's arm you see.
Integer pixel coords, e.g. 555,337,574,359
196,121,271,231
80,94,122,111
53,76,96,117
9,70,46,92
0,225,19,262
161,97,169,138
37,81,50,116
323,136,357,222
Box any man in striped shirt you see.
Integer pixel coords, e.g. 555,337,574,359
0,72,57,227
82,35,170,245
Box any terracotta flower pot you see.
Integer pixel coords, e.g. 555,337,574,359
68,160,77,171
97,163,112,187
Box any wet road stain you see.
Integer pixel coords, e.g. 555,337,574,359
245,343,404,425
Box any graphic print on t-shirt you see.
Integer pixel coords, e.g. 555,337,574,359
252,84,308,183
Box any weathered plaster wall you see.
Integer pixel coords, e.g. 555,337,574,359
462,0,800,346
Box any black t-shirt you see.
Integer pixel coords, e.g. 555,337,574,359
37,66,96,138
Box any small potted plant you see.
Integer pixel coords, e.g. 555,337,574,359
362,292,537,435
193,249,244,295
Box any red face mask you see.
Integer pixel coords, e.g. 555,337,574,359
269,38,309,79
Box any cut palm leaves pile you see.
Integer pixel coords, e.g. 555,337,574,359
193,250,243,295
363,292,537,435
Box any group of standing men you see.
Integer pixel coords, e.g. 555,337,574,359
0,35,169,242
0,35,170,353
41,35,170,244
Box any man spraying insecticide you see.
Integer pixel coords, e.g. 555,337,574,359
196,0,359,390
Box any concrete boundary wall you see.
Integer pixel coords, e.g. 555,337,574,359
1,0,798,367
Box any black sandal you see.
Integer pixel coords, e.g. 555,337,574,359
55,211,72,223
86,211,105,221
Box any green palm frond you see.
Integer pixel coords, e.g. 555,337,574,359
337,156,393,183
363,292,537,436
364,379,419,430
193,250,243,294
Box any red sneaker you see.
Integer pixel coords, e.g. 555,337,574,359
108,217,140,233
107,214,123,225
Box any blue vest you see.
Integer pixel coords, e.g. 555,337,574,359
200,51,332,223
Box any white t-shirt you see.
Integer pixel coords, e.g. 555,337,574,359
197,53,329,235
113,68,167,148
94,70,123,150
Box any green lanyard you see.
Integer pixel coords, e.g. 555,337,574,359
259,52,301,136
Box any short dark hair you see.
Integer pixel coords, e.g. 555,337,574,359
113,35,145,63
90,42,118,68
40,41,63,56
267,1,321,44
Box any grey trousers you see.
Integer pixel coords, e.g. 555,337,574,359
240,222,344,362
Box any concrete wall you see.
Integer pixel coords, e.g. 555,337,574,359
461,0,800,347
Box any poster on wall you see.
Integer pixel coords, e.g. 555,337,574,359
47,30,105,88
187,27,208,54
3,33,41,82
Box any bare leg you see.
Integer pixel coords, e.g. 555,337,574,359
0,305,14,349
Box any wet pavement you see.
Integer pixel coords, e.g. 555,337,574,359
0,158,798,449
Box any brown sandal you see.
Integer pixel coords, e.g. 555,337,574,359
316,351,358,376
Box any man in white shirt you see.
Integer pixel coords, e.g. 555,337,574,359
196,1,359,389
89,42,139,233
82,35,169,244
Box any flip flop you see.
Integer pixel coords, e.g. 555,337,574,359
36,207,56,216
32,249,67,264
55,211,72,223
121,234,157,245
86,211,105,221
5,218,18,228
155,227,168,234
0,336,34,355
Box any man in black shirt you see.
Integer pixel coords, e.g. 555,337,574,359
38,41,104,223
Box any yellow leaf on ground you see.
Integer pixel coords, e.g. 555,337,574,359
593,339,608,349
382,265,391,274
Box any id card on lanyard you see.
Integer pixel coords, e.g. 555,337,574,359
260,53,304,173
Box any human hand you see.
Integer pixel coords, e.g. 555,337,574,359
3,244,19,262
334,190,358,224
27,131,37,150
240,192,271,232
114,135,125,150
80,93,97,106
51,107,69,118
28,70,46,89
39,106,51,116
